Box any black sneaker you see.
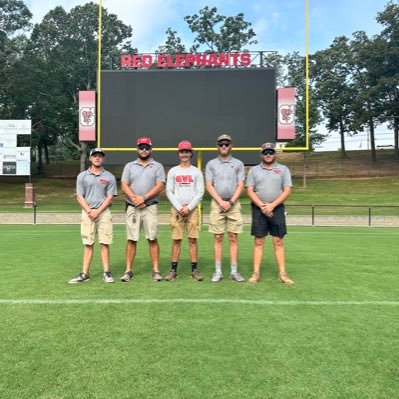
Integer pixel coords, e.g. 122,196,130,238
69,272,90,284
120,271,133,282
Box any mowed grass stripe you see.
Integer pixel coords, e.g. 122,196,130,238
0,298,399,305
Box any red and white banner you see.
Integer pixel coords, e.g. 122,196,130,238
277,88,296,141
79,91,96,142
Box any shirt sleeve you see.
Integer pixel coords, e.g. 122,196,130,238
237,160,245,182
205,161,213,183
156,163,166,183
107,174,118,197
187,169,205,211
245,168,255,188
76,173,85,197
166,168,182,210
121,164,130,183
282,166,293,188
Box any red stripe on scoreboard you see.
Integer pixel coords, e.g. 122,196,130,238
79,91,96,142
277,88,296,141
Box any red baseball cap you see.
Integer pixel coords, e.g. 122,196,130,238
178,141,192,151
137,137,152,146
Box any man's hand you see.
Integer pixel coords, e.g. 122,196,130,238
219,200,231,213
87,209,101,221
178,205,190,216
260,203,274,218
131,194,145,207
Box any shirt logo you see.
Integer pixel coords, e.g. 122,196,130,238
273,169,282,174
176,175,193,185
99,179,109,184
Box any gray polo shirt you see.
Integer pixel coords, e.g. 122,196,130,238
76,168,117,209
205,156,245,199
121,158,165,204
246,162,292,203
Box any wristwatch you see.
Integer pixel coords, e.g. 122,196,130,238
229,200,234,206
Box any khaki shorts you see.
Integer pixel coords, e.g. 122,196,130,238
126,204,159,241
170,207,199,240
81,208,113,245
208,199,243,234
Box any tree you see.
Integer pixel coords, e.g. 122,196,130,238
157,28,187,54
0,0,32,117
376,1,399,158
164,6,257,53
12,2,133,171
347,31,382,162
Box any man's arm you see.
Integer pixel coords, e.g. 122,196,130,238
86,195,114,221
263,187,292,214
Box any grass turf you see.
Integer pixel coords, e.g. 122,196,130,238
0,225,398,398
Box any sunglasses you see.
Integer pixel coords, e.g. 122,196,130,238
217,142,231,148
138,145,152,151
261,150,275,156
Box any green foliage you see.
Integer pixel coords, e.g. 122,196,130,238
184,6,257,52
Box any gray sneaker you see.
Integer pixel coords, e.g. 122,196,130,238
165,270,177,281
230,272,245,282
211,272,223,282
103,271,114,283
69,272,90,284
190,269,203,281
152,271,163,282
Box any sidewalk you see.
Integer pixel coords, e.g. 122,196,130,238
1,212,398,227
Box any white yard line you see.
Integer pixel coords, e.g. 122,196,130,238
0,299,398,305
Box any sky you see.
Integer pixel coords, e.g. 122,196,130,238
24,0,392,151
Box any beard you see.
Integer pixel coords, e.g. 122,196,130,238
262,157,275,165
138,152,151,160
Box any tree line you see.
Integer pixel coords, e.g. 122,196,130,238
0,1,398,171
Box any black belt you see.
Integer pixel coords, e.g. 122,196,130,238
126,201,158,210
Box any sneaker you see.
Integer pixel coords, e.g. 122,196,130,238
120,271,133,282
69,272,89,284
278,273,294,285
165,269,177,281
230,272,245,282
103,271,114,283
248,272,260,283
152,271,163,281
211,272,223,282
190,269,203,281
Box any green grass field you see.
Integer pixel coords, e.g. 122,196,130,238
0,225,398,398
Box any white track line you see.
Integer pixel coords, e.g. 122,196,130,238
0,299,398,305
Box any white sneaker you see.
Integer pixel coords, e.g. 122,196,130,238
211,272,223,282
103,272,114,283
230,272,245,282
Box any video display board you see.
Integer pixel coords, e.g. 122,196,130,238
100,68,276,163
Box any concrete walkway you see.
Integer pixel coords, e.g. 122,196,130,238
1,212,398,227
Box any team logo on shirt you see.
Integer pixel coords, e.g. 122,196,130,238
176,175,193,185
100,179,110,184
273,169,282,174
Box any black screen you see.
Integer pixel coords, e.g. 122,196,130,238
100,68,276,164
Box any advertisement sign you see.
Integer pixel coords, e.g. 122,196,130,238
79,91,96,142
277,88,296,141
0,120,31,176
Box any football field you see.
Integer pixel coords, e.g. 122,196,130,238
0,225,398,399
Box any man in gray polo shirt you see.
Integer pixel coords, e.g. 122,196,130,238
69,148,118,284
246,142,294,285
205,134,245,282
120,137,165,282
